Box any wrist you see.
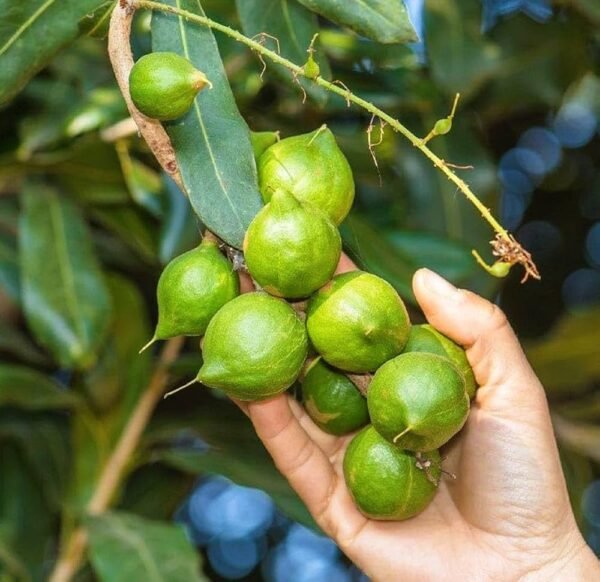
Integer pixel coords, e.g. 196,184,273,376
527,532,599,581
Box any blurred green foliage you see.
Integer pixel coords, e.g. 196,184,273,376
0,0,598,579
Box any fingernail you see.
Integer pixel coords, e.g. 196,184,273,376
418,268,459,298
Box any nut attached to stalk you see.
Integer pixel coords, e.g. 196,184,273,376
129,52,211,120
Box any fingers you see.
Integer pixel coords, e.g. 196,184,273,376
412,268,547,414
246,394,338,520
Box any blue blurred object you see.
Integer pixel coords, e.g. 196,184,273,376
516,220,563,268
285,524,340,561
265,545,350,582
500,190,527,230
582,480,600,528
498,167,534,197
585,222,600,269
481,0,553,32
561,269,600,310
404,0,426,63
517,127,562,174
263,524,344,582
187,476,232,543
200,480,276,541
207,537,265,579
52,369,73,387
553,103,598,149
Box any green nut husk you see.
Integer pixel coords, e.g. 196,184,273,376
197,292,308,401
301,358,369,435
143,238,239,350
344,426,441,520
404,324,477,398
367,352,470,452
243,189,341,299
258,126,354,225
129,52,210,121
306,271,411,373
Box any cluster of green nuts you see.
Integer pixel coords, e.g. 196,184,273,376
132,53,477,522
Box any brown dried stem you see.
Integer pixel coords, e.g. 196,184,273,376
108,0,184,189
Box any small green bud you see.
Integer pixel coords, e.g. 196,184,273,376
303,55,320,80
489,261,511,278
434,117,452,135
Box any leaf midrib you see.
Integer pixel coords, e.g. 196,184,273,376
49,194,86,350
176,0,244,228
0,0,57,57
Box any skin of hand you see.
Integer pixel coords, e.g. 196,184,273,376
238,260,600,581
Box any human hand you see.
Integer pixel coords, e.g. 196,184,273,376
242,264,599,581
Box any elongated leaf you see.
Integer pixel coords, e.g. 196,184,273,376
0,365,78,410
152,0,263,248
0,443,56,581
90,206,157,264
236,0,331,105
525,307,600,393
20,183,112,369
0,410,71,509
0,0,107,106
296,0,417,44
425,0,501,97
385,230,477,283
86,511,205,582
341,215,417,302
68,274,152,510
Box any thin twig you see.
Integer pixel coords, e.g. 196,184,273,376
48,337,185,582
133,0,538,280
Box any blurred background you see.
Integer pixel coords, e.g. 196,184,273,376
0,0,599,580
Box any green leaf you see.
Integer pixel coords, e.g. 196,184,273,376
86,511,206,582
152,0,263,249
0,443,56,581
147,395,315,528
0,320,50,367
385,230,477,284
341,215,417,302
19,184,112,369
236,0,331,105
0,522,31,582
119,464,195,521
82,273,152,413
524,308,600,394
90,206,158,264
68,274,152,510
425,0,501,98
296,0,417,44
0,0,108,107
0,365,78,410
0,410,71,510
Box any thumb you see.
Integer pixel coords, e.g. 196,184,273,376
412,268,548,418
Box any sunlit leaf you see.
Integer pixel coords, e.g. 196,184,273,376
0,0,108,106
296,0,417,44
152,0,263,248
